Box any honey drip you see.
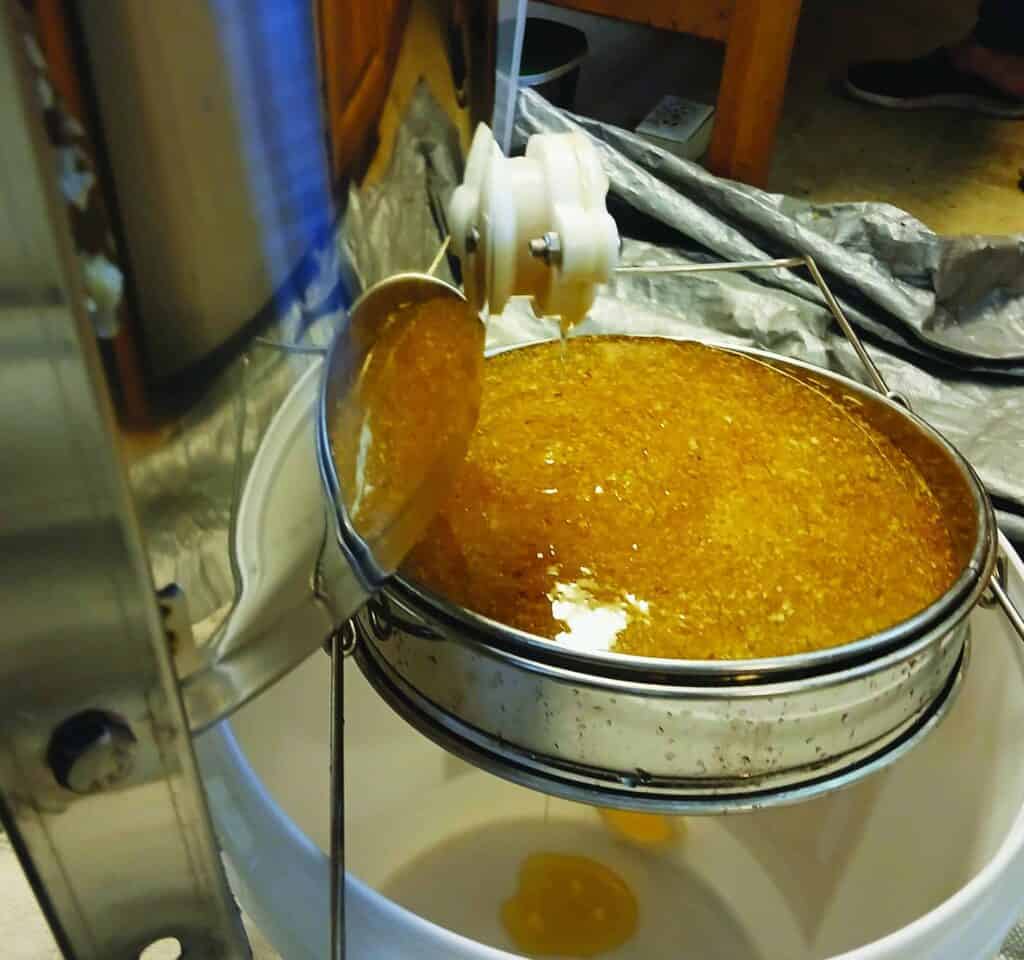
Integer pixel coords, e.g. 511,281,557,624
598,809,678,848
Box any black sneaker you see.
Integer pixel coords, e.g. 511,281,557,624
846,47,1024,118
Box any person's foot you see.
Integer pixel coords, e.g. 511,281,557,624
845,46,1024,118
951,39,1024,100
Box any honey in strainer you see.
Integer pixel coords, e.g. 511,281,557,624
403,337,959,660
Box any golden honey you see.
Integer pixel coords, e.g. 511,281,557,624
501,852,638,957
329,294,484,545
403,337,959,660
598,809,679,848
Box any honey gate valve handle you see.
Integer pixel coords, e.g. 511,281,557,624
448,123,619,325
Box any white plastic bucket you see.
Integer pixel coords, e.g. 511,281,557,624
197,537,1024,960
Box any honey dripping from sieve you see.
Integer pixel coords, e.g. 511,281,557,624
599,809,678,848
403,336,959,661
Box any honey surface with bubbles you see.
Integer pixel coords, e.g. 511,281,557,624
403,337,958,660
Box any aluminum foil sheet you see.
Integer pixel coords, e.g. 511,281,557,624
1004,925,1024,960
128,239,345,633
341,81,462,292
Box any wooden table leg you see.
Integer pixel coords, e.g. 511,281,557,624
707,0,803,187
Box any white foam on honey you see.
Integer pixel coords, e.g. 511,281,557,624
548,580,651,653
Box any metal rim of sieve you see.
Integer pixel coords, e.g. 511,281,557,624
378,254,1024,680
388,338,996,684
352,616,972,813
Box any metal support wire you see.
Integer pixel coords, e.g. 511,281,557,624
616,255,891,395
426,235,452,278
254,236,452,358
329,628,346,960
992,579,1024,643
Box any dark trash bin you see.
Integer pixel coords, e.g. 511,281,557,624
519,17,589,111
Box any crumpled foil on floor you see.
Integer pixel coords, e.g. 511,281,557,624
340,89,462,293
1003,923,1024,960
129,240,344,631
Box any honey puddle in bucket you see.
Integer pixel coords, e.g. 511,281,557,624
502,851,639,957
403,336,959,660
500,810,682,957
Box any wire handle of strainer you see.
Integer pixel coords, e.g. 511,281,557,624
616,256,898,395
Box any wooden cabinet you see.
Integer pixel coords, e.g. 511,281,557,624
542,0,803,187
542,0,734,43
318,0,410,181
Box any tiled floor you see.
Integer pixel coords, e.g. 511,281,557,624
530,0,1024,235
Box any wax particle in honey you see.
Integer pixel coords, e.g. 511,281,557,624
501,852,638,957
599,809,678,848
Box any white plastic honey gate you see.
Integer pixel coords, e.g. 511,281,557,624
449,124,620,325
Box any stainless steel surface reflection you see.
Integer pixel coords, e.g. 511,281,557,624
0,7,249,956
76,0,335,381
2,1,517,955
